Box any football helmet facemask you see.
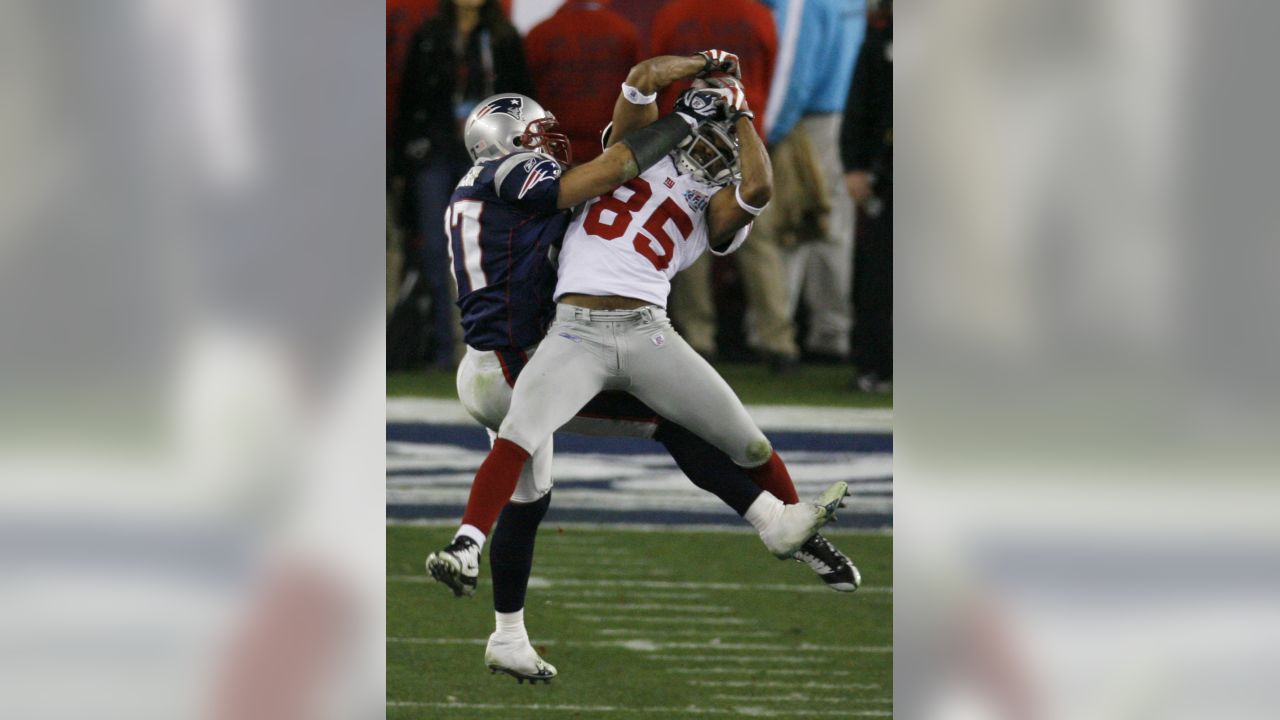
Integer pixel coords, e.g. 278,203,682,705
673,117,739,186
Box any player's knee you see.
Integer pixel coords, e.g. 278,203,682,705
509,484,551,505
744,438,773,466
496,421,535,455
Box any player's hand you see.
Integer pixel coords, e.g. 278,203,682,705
695,49,741,79
697,76,754,124
674,88,729,126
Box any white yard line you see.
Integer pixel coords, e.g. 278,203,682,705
600,628,780,639
649,655,872,665
692,680,881,690
541,589,711,600
387,575,892,594
387,397,892,433
532,568,676,578
667,668,854,676
713,693,816,702
387,637,891,654
712,694,893,704
386,700,892,717
556,602,733,613
573,615,755,626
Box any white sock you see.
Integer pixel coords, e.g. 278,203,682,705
744,491,785,535
495,609,528,639
456,524,486,549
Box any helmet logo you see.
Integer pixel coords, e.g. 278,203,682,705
476,96,523,121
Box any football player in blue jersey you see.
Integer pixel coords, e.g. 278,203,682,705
430,53,861,684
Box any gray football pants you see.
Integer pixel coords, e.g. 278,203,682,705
498,304,774,468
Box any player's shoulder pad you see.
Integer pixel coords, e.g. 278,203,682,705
493,152,562,201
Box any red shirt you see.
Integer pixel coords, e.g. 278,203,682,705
650,0,777,139
526,1,642,164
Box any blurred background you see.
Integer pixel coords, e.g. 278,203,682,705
385,0,896,397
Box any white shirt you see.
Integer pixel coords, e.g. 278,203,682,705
554,156,750,308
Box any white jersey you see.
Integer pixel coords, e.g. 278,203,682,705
554,156,750,307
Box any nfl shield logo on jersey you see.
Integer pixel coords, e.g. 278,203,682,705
652,333,666,347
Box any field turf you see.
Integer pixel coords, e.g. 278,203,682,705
388,525,893,718
388,363,893,409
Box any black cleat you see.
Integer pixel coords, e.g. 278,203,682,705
794,534,861,592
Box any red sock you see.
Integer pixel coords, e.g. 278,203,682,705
745,451,800,504
460,438,531,535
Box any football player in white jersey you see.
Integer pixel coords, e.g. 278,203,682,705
429,52,862,652
438,67,855,683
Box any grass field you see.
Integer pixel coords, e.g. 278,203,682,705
388,363,893,408
388,525,893,718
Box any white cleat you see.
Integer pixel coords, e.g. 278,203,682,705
759,481,849,559
484,632,557,684
425,536,480,597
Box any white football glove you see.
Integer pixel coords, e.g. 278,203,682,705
695,49,742,79
694,76,754,123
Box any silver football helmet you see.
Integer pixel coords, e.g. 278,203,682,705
463,93,572,165
673,117,740,186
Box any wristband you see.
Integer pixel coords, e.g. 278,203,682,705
734,184,767,216
621,82,657,105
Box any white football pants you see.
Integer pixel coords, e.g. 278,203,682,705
456,343,660,503
498,304,774,471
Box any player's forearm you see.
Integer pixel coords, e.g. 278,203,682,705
734,117,773,207
557,144,638,210
625,55,706,94
559,114,693,209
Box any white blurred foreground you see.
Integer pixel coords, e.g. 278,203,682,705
901,1,1280,719
0,2,383,718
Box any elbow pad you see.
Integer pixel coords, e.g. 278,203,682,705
620,114,694,174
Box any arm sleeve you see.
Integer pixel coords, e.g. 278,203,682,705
492,152,564,214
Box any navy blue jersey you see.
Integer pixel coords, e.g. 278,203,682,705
446,151,570,351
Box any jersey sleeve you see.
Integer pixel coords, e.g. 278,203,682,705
492,152,563,214
709,221,751,257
